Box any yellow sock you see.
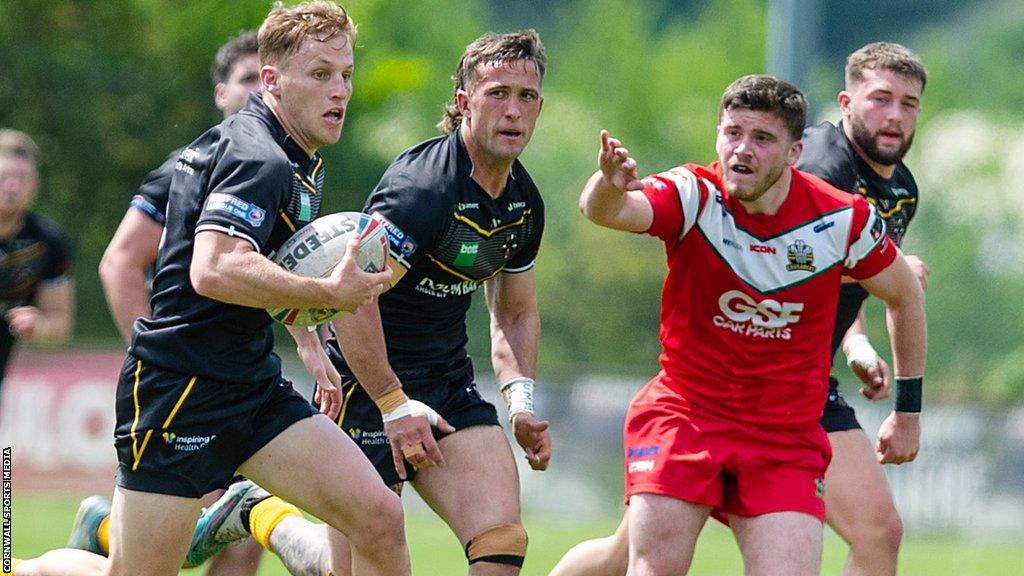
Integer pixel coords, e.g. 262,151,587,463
97,515,111,555
248,496,301,550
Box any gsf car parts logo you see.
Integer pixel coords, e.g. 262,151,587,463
713,290,804,340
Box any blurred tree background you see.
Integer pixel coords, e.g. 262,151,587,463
1,0,1021,402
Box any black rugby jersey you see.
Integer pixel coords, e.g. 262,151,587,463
129,148,180,226
0,213,73,375
798,121,919,358
331,129,544,376
131,94,324,383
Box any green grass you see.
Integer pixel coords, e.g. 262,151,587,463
11,494,1024,575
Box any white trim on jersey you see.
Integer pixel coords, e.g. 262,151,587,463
691,180,860,294
845,204,886,269
503,261,536,274
194,223,260,253
652,166,704,239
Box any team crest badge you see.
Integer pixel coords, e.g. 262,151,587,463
786,239,816,272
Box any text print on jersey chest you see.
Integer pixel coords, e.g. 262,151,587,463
414,205,531,299
699,205,856,294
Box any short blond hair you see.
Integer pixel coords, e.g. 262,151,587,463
258,1,357,66
0,129,39,163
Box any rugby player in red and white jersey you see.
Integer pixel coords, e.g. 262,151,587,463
577,75,926,575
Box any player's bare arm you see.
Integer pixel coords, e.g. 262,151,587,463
191,229,390,311
99,209,162,342
486,268,551,471
859,251,927,465
579,130,653,232
5,281,74,343
288,324,344,419
333,256,454,479
841,305,892,400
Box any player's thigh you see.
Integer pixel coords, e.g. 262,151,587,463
105,487,202,576
16,549,108,576
729,511,822,576
237,414,399,534
627,493,709,573
733,510,819,573
412,424,521,544
825,428,898,536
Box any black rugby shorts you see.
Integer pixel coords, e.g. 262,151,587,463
329,358,499,487
113,354,316,498
819,375,862,433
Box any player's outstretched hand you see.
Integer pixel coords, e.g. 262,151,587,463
904,254,930,291
853,355,891,400
875,411,920,464
328,233,392,312
597,130,644,193
512,412,552,471
384,402,456,480
5,306,42,338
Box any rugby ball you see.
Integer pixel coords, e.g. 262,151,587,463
267,211,388,327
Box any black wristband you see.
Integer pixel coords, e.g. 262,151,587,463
895,377,923,413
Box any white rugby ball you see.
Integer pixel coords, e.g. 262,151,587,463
267,211,388,327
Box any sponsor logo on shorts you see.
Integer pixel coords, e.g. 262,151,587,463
348,428,389,446
785,239,815,272
627,460,656,473
626,446,660,458
162,432,216,452
713,290,803,340
205,193,267,228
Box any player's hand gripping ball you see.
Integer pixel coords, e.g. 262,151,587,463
267,212,388,327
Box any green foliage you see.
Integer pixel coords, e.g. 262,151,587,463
2,0,1023,401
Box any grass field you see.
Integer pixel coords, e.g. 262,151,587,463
11,494,1024,575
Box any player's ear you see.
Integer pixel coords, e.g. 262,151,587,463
213,82,228,110
456,89,471,118
838,91,853,116
787,138,803,166
261,66,280,95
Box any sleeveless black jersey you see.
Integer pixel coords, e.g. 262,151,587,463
331,130,544,376
797,121,919,358
0,213,73,375
129,147,179,225
130,94,325,383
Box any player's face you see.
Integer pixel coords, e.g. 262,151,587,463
459,59,544,165
265,35,354,155
215,53,261,117
0,154,38,217
716,108,801,203
841,68,922,166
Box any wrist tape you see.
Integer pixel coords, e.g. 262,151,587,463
844,334,878,368
500,376,535,422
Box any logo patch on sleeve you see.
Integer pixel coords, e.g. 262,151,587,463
372,211,418,257
206,193,267,228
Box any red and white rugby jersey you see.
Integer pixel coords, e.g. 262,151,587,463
642,162,896,428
